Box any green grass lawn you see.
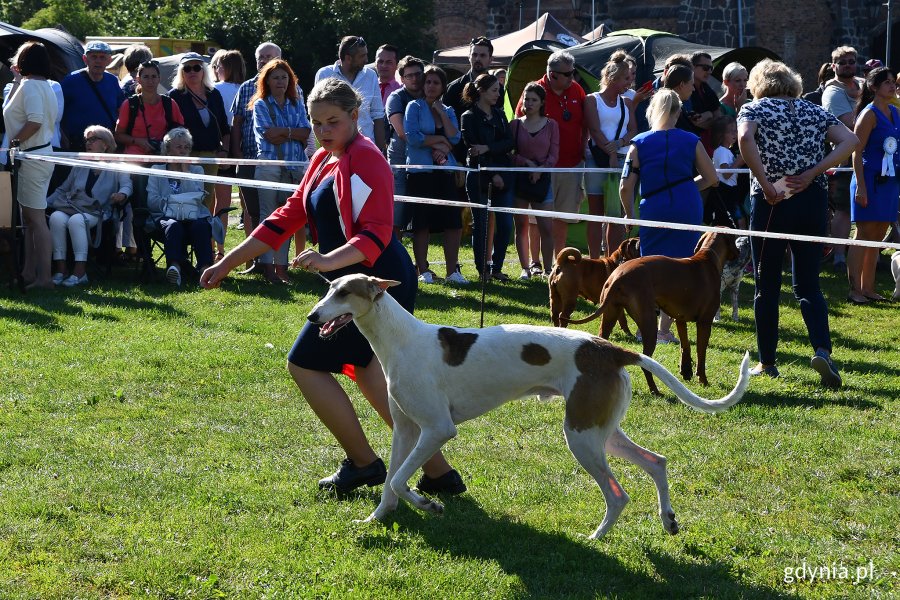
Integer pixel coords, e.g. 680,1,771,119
1,234,898,599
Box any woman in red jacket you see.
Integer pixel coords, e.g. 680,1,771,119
201,78,464,497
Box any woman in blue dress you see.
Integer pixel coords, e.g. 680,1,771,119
201,78,464,497
619,88,719,342
848,67,900,304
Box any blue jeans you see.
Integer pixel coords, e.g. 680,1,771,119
467,171,514,274
750,185,832,365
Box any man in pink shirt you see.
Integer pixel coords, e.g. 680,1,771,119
376,44,401,104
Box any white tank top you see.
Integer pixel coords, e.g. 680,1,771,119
591,92,629,156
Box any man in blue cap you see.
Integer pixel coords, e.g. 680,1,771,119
60,40,125,151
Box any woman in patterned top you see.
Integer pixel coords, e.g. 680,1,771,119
737,59,857,387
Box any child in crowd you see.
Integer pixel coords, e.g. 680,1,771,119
709,115,746,228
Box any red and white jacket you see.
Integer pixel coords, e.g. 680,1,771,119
251,134,394,267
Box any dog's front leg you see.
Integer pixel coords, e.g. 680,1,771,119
731,285,740,321
389,416,458,515
675,320,693,381
360,401,419,523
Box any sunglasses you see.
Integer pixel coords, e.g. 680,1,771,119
402,71,423,79
836,58,857,66
696,64,713,71
551,70,575,78
141,59,159,69
348,37,366,51
182,63,204,73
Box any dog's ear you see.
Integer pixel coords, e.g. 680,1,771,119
368,277,399,299
694,231,712,254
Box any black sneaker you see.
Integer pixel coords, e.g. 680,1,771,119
415,469,467,496
318,457,386,494
811,350,842,389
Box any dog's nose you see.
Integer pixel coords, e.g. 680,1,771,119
307,311,319,323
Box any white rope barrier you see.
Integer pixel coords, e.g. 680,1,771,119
10,150,897,251
16,152,297,192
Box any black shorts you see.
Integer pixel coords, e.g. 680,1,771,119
828,172,851,213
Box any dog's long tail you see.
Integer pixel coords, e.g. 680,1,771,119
564,305,604,325
636,351,751,413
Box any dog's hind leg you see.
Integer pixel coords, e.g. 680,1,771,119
388,411,458,515
563,424,628,540
731,284,740,321
605,427,678,535
628,305,662,395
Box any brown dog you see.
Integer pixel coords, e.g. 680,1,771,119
549,238,640,330
567,230,738,395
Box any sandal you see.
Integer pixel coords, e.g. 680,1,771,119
214,251,225,263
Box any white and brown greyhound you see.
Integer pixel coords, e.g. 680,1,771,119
308,274,749,540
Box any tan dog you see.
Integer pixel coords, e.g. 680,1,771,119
568,230,738,395
549,238,640,330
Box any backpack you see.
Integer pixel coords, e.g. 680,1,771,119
124,94,178,137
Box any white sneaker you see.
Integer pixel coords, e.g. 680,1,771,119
61,274,88,287
418,271,436,284
519,268,531,280
166,265,182,286
445,271,469,284
52,272,65,285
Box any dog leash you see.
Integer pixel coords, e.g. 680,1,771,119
755,201,777,281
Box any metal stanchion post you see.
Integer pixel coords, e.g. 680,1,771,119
9,143,24,291
479,182,492,329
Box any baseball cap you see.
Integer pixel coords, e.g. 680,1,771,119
863,58,884,72
84,40,112,54
179,52,206,65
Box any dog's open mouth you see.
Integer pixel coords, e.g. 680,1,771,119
319,313,353,338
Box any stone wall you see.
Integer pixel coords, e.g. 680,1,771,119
434,0,893,89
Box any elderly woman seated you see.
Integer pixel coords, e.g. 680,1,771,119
146,127,213,286
48,125,131,287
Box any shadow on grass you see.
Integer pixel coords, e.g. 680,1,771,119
359,497,795,599
739,388,881,410
0,304,67,331
416,279,556,324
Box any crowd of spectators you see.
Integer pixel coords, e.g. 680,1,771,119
2,37,896,332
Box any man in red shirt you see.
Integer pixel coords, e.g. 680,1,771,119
518,50,587,257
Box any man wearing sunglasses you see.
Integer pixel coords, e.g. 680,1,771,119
515,50,587,257
822,46,864,271
687,51,722,153
315,36,387,151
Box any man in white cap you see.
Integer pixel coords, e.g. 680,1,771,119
60,40,125,151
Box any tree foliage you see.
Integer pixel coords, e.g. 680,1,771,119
8,0,435,92
22,0,100,40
